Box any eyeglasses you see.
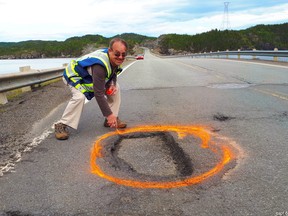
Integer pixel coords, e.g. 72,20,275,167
112,50,127,58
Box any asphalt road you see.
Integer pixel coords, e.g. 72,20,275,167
0,50,288,216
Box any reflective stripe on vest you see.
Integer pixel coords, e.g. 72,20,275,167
63,49,122,99
93,55,111,80
75,83,93,93
65,60,82,84
77,49,112,79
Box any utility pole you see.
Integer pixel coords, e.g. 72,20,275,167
221,2,231,30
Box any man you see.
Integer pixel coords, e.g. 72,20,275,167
54,38,127,140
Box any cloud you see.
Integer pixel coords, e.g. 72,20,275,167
0,0,287,42
231,3,288,29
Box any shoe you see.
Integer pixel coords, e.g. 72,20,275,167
116,118,127,128
54,123,69,140
104,117,127,128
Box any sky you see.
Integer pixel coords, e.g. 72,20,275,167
0,0,287,42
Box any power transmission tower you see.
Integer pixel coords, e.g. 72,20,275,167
221,2,231,30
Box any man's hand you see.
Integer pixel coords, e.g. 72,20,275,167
106,85,118,95
106,114,118,128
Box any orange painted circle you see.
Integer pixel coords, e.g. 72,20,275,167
90,125,234,189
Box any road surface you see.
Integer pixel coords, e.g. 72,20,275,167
0,50,288,215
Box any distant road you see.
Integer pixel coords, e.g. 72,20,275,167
1,50,288,215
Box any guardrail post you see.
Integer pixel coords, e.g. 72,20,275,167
237,49,241,59
226,50,229,59
274,48,278,62
252,49,257,60
20,66,32,92
0,92,8,104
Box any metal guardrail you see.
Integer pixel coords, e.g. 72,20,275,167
0,56,136,95
0,57,136,104
0,67,65,104
0,67,65,93
190,50,288,59
163,50,288,62
174,50,288,62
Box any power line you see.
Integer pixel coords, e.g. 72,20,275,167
221,2,231,30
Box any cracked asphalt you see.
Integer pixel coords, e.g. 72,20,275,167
1,52,288,215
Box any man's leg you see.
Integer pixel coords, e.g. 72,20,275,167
106,83,121,116
60,84,86,130
105,83,126,128
55,79,86,140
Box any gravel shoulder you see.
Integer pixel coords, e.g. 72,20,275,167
0,79,71,175
0,60,134,176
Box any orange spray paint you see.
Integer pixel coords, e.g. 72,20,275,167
90,125,235,189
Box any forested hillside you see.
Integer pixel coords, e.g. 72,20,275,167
157,23,288,54
0,33,155,59
0,23,287,58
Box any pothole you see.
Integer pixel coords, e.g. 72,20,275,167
100,132,193,181
118,135,178,177
91,125,239,189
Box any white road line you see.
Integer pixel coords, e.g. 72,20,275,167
0,127,54,176
0,60,139,175
207,58,288,69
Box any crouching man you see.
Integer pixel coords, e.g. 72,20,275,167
55,38,128,140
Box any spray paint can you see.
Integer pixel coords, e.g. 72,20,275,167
106,81,114,95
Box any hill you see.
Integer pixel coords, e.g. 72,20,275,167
0,33,156,59
156,23,288,55
0,23,287,58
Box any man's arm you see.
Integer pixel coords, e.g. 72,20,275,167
91,64,112,117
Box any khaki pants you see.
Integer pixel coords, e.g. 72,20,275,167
60,78,121,129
